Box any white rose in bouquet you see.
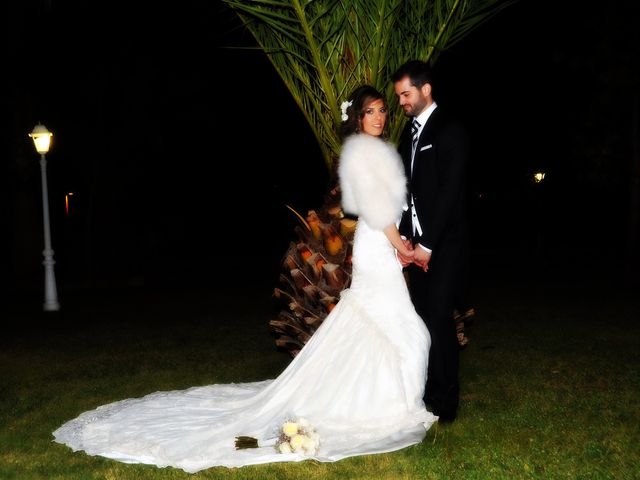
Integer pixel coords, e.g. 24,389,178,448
290,434,305,452
282,421,299,437
302,436,317,453
278,442,292,454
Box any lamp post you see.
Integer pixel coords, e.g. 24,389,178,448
29,123,60,311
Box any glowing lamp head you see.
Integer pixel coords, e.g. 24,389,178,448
29,123,53,154
533,172,546,183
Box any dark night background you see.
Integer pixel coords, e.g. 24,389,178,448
2,0,639,305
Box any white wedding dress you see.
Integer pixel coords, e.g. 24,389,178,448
53,134,437,473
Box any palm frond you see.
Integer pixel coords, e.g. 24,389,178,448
223,0,515,173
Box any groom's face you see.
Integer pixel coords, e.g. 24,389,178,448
394,76,430,117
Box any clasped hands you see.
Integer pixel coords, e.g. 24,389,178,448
397,239,430,272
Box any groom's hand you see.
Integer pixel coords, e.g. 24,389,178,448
413,246,431,272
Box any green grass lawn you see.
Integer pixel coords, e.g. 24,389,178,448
2,272,639,479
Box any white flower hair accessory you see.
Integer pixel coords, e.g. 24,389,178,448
340,100,353,121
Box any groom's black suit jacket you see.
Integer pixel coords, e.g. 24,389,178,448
398,105,470,416
398,106,469,255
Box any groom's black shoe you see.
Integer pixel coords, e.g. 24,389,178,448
433,409,457,424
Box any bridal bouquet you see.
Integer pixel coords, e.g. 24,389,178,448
234,417,320,454
275,417,320,455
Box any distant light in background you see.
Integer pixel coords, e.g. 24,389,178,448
65,192,74,216
530,170,547,259
28,123,60,312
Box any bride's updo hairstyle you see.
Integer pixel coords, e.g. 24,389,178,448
339,85,389,140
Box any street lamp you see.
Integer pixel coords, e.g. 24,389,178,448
533,171,546,183
29,123,60,311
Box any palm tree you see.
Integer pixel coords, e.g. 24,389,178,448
222,0,516,356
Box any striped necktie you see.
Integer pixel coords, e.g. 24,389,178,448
411,118,420,149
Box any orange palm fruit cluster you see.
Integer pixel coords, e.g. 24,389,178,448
321,224,343,256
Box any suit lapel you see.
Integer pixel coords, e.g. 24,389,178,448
417,107,438,147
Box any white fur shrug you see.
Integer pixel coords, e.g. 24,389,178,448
338,134,407,230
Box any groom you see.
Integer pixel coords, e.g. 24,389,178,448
392,60,470,423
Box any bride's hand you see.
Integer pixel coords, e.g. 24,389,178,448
399,248,415,260
402,238,414,251
396,247,414,267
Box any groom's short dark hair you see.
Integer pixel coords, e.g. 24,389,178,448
391,60,435,89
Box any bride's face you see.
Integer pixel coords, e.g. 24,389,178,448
361,98,387,137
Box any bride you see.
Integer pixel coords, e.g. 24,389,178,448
53,85,438,473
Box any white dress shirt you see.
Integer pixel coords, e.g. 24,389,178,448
409,103,437,253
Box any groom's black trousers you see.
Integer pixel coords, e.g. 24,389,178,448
406,247,465,418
